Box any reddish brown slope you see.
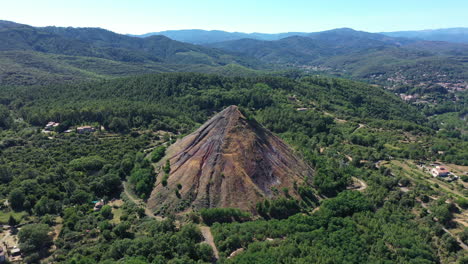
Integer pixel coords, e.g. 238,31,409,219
148,105,314,215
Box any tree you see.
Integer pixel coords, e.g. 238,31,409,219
163,160,171,174
109,117,129,132
151,146,166,162
101,205,113,219
8,214,18,226
9,188,25,211
320,191,371,218
0,105,12,129
432,204,453,225
113,221,132,239
268,198,301,219
18,224,52,258
197,243,214,262
69,156,105,172
0,165,12,183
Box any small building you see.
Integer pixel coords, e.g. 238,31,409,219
44,121,60,131
432,166,450,177
296,108,308,111
93,199,104,211
9,247,21,262
77,126,96,134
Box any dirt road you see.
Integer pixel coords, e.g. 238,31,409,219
123,181,219,258
418,199,468,251
200,225,220,260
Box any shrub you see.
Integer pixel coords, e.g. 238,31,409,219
18,224,52,258
200,208,251,225
151,146,166,162
457,198,468,209
100,205,113,219
69,156,105,171
320,191,371,218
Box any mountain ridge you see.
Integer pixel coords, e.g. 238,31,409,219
130,27,468,44
0,20,267,85
381,27,468,43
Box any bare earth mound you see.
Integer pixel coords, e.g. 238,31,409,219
148,105,314,215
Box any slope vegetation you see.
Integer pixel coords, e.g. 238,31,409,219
0,21,264,85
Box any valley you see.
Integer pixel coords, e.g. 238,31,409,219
0,16,466,264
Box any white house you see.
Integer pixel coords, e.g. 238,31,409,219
431,166,450,177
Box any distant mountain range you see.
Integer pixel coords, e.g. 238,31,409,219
0,20,263,85
132,28,468,44
381,28,468,43
206,28,468,89
129,29,310,44
0,20,467,93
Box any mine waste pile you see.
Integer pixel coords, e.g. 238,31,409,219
148,105,317,215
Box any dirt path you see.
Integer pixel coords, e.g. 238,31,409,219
123,182,220,259
200,225,219,260
418,199,468,251
123,181,164,221
347,177,368,192
351,123,365,133
442,227,468,251
354,177,368,191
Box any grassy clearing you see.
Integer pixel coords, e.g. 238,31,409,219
111,207,124,224
0,210,28,224
389,160,466,199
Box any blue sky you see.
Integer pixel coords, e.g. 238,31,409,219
1,0,467,34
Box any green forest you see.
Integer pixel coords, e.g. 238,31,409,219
0,73,467,263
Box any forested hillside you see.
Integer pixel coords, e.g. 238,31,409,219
0,73,466,263
207,29,468,97
0,21,266,86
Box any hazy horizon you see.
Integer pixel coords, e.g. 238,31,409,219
3,19,468,37
1,0,467,35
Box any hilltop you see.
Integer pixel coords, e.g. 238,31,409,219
148,105,315,214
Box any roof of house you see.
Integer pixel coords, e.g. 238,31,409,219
46,121,60,127
433,166,449,174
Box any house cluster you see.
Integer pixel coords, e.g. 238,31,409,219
44,121,60,131
399,94,418,102
43,121,97,134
